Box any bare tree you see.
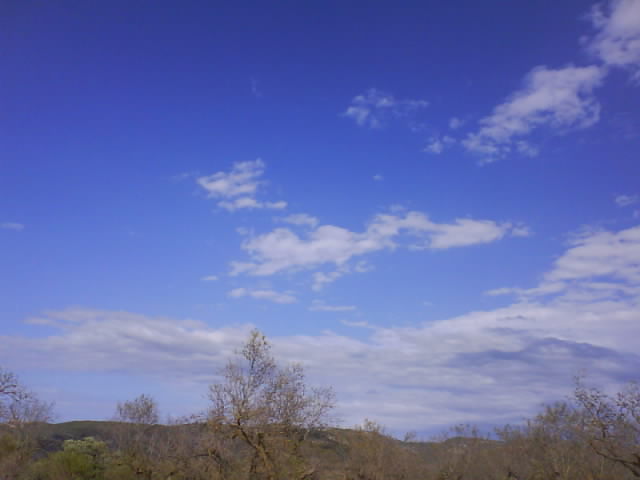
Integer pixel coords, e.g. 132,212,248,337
574,379,640,477
115,393,159,425
208,329,335,480
0,366,53,479
495,402,620,480
0,366,53,426
112,393,160,479
0,369,21,398
342,419,427,480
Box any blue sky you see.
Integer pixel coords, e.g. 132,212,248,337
1,0,640,434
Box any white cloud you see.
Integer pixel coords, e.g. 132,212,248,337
218,198,286,212
197,159,264,198
515,140,539,157
311,261,374,291
309,300,357,312
463,65,606,160
1,222,24,231
615,194,639,206
353,260,374,273
228,287,296,304
3,309,251,380
545,226,640,285
230,211,526,278
343,88,428,129
341,319,371,328
280,213,319,228
489,224,640,301
449,117,464,129
586,0,640,82
5,221,640,431
312,268,348,291
485,286,519,297
2,226,639,430
196,159,287,211
511,224,532,237
411,217,526,250
201,275,218,282
373,174,384,181
424,135,455,154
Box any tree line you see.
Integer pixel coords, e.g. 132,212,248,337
1,329,639,479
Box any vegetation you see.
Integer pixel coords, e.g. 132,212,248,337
2,333,640,479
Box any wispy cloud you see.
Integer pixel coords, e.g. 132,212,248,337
312,266,349,291
343,88,428,129
615,194,639,206
230,211,527,280
1,222,24,231
311,261,373,291
228,287,296,304
5,222,640,431
449,117,465,129
586,0,640,83
309,300,357,312
196,159,287,211
218,198,286,211
279,213,319,228
545,226,640,286
201,275,219,282
487,224,640,301
463,65,606,161
424,135,455,154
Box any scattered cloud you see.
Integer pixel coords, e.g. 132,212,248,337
511,225,532,237
197,159,263,197
228,287,297,304
201,275,219,282
373,174,384,181
311,261,374,291
544,225,640,286
230,211,527,279
615,194,639,206
280,213,319,228
312,268,348,291
449,117,464,129
341,319,371,328
5,223,639,431
196,159,287,211
353,260,374,273
1,222,24,231
309,300,357,312
410,217,528,250
218,198,286,211
485,287,518,297
515,141,540,158
424,135,455,154
463,65,606,160
586,0,640,82
488,224,640,301
343,88,428,129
